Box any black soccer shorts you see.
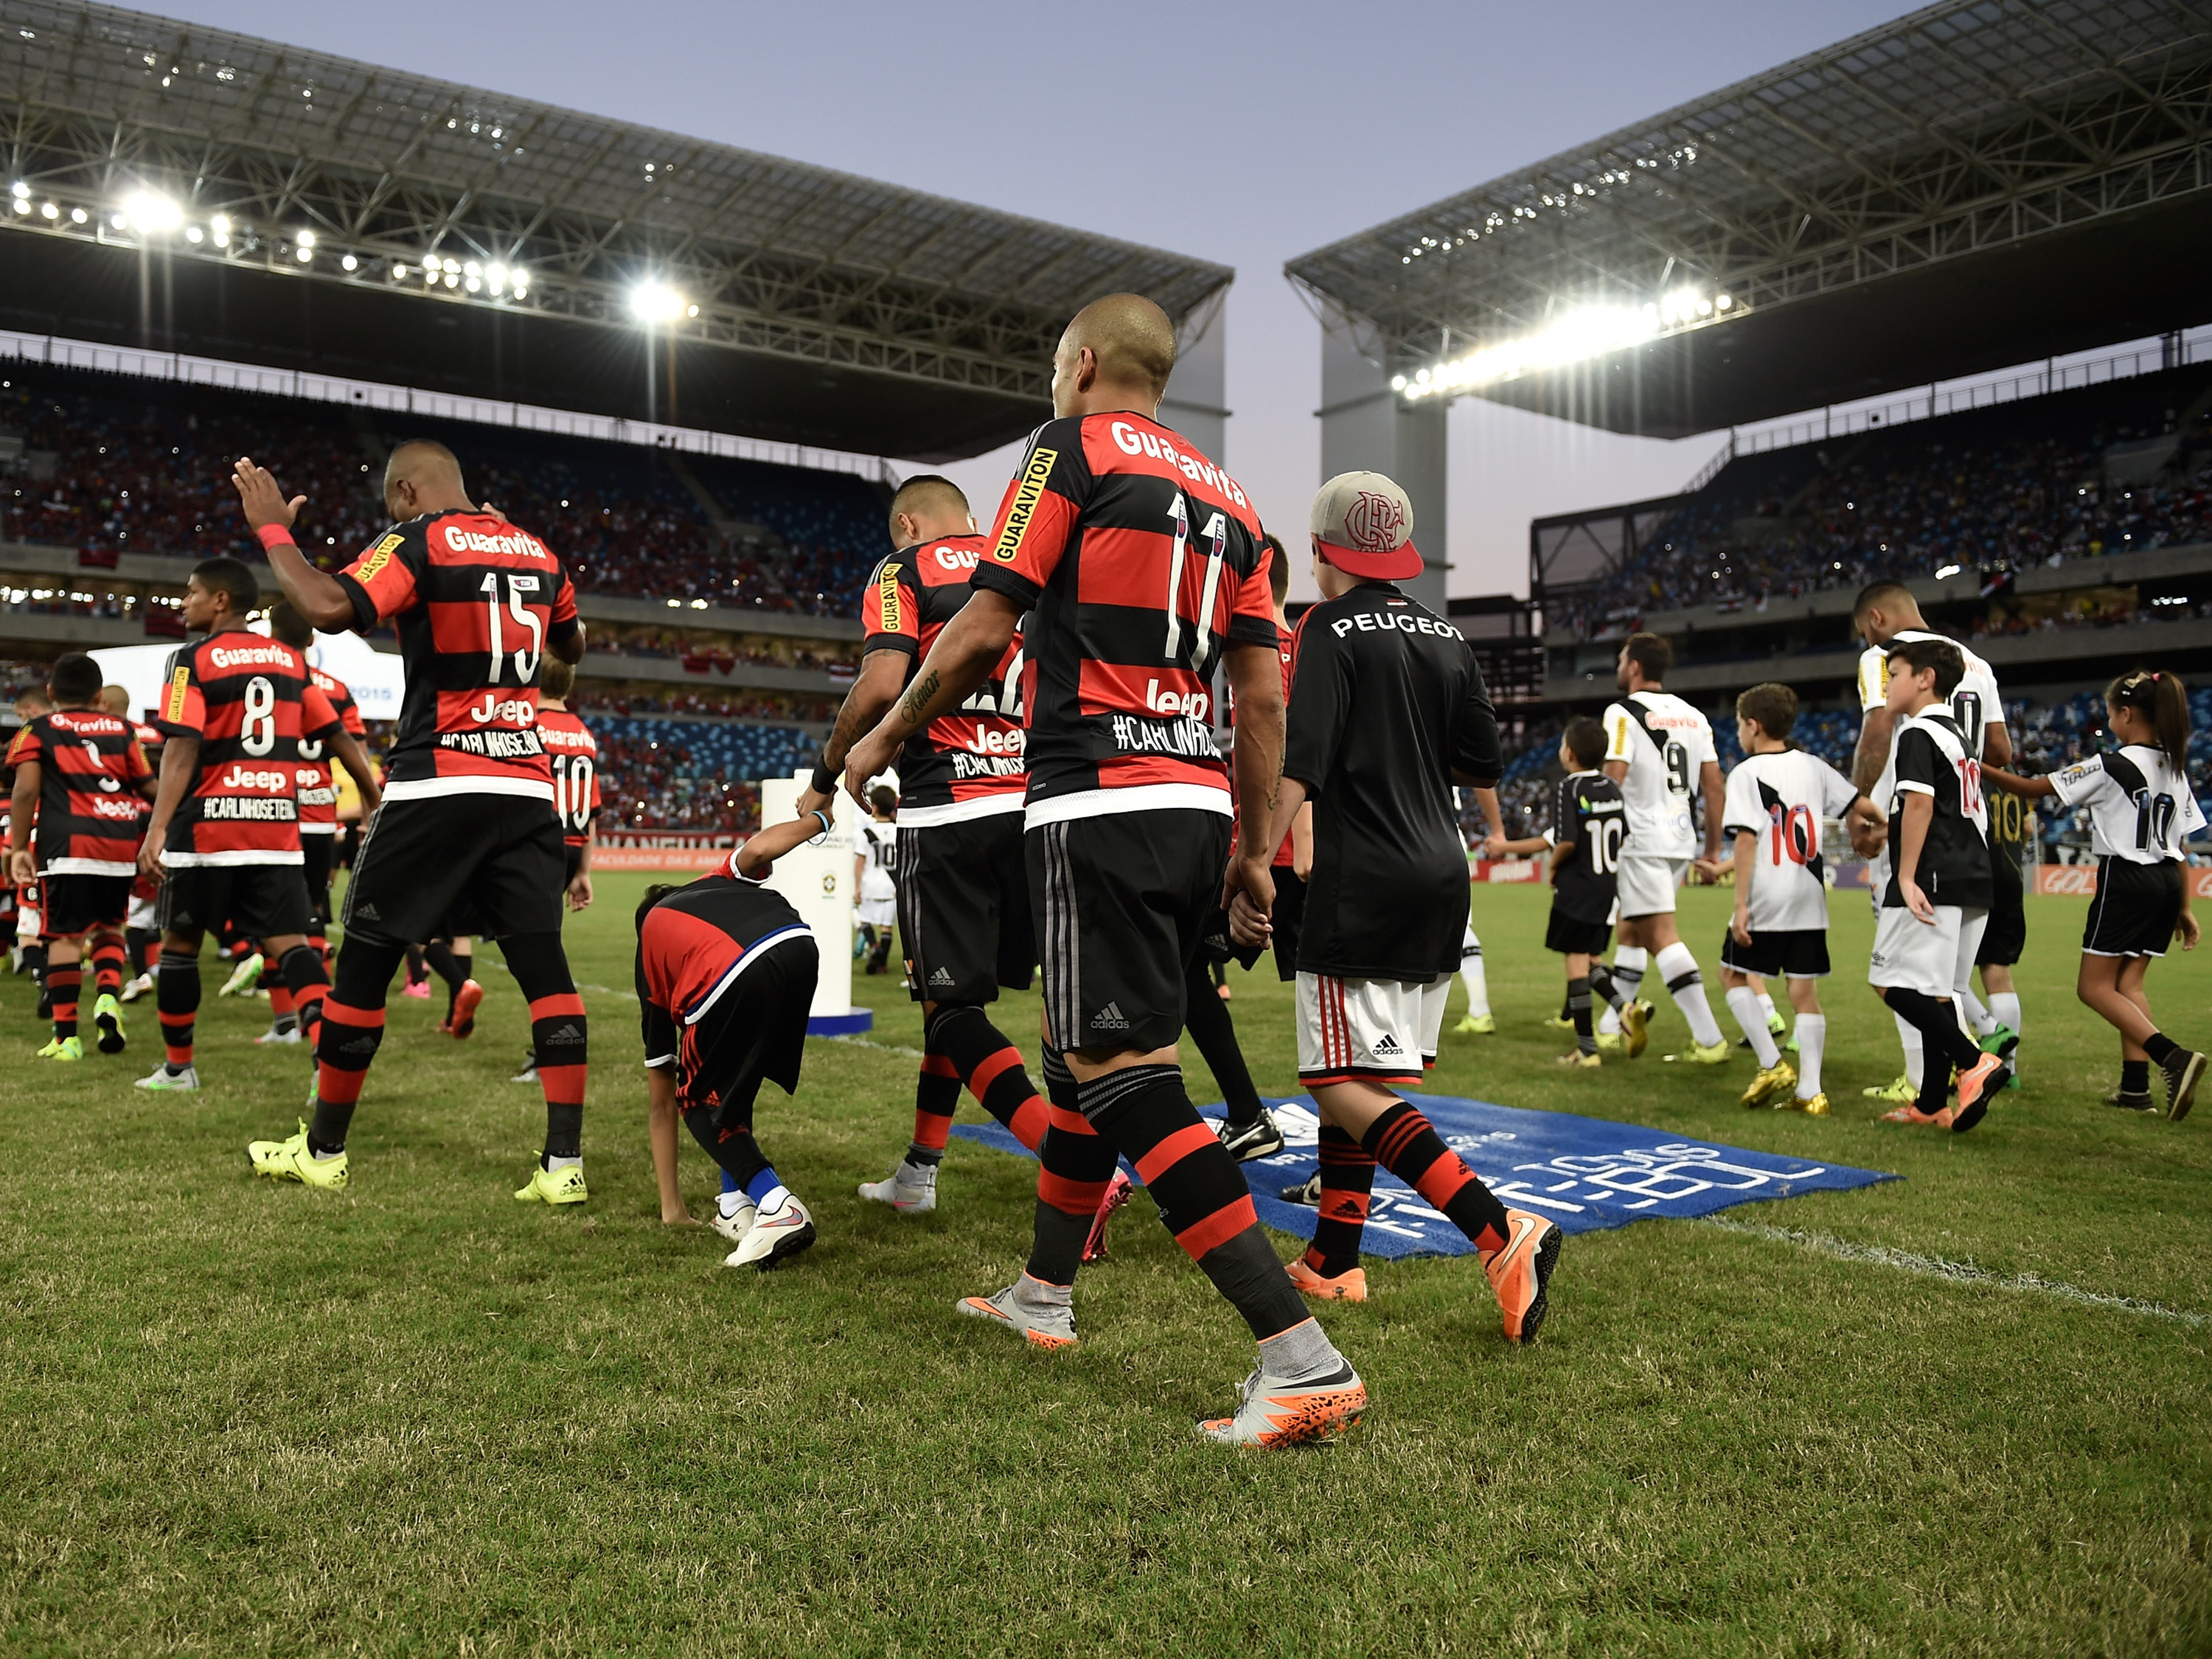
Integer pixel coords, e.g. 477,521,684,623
2083,858,2182,959
1545,907,1614,958
39,872,133,937
341,793,566,946
157,861,310,940
1718,925,1832,978
300,832,335,925
1269,866,1307,982
1977,841,2025,967
1027,807,1229,1054
896,812,1035,1004
650,933,818,1121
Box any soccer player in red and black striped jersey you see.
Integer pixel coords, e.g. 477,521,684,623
844,295,1362,1447
233,442,592,1203
97,684,165,998
7,652,157,1060
137,558,378,1093
509,653,599,1085
799,474,1048,1215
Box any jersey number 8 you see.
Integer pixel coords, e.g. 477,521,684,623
240,675,276,757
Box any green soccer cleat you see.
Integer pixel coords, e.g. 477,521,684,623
38,1034,84,1062
93,992,127,1054
515,1162,589,1205
1454,1012,1495,1035
1541,1013,1575,1032
1674,1040,1732,1065
134,1061,198,1091
218,951,264,998
246,1120,349,1191
1863,1074,1919,1103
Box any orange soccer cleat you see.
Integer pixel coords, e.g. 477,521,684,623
1484,1208,1563,1344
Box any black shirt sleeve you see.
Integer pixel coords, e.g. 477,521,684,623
1893,726,1941,794
1450,647,1503,785
1282,611,1352,796
1551,776,1574,847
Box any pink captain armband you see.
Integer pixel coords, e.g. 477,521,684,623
254,524,298,552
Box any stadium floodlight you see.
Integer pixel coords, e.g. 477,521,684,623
39,201,57,220
393,263,408,279
122,191,184,234
297,229,315,248
10,198,27,215
630,280,687,323
184,225,202,243
341,254,357,271
1935,563,1963,580
69,207,86,224
1401,302,1661,401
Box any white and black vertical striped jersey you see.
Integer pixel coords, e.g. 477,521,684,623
1883,709,1990,910
1284,582,1503,981
1548,771,1624,924
1601,691,1716,860
858,818,899,902
1722,750,1865,932
2049,746,2207,863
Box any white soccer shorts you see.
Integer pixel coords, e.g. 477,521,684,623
857,897,897,930
1615,855,1687,918
1296,972,1450,1088
1868,904,1988,995
126,892,159,933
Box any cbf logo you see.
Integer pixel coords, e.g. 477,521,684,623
1344,490,1406,551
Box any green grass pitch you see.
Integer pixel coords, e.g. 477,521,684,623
3,877,2210,1655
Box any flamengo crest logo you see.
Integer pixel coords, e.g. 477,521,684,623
1343,490,1405,552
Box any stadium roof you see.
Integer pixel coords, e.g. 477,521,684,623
1286,0,2212,439
0,0,1232,459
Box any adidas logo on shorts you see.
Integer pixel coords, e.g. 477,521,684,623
1371,1031,1407,1060
929,967,955,987
354,902,381,921
1090,1001,1131,1032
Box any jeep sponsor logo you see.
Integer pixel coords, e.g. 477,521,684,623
991,447,1057,563
956,722,1023,756
1144,678,1208,721
218,764,290,791
467,692,538,726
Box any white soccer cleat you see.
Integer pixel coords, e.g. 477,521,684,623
255,1022,302,1046
1196,1363,1368,1448
117,971,155,1004
709,1194,757,1245
134,1061,199,1091
217,952,264,998
726,1190,815,1269
858,1158,938,1214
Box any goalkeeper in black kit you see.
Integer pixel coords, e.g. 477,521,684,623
1232,473,1562,1338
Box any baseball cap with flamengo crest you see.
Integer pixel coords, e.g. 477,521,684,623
1310,470,1422,580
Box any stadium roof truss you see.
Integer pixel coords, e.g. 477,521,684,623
0,0,1231,454
1286,0,2212,437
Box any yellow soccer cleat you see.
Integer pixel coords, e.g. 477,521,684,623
1555,1051,1601,1069
515,1162,589,1206
1793,1092,1830,1116
1863,1074,1919,1102
1620,1000,1650,1059
38,1034,85,1062
93,992,127,1054
1541,1013,1575,1032
1740,1060,1797,1107
1454,1013,1495,1036
1594,1031,1624,1054
246,1120,349,1191
1678,1040,1732,1065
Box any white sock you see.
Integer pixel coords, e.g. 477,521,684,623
718,1189,751,1219
1459,931,1490,1018
1990,990,2022,1071
1725,986,1781,1067
1893,1012,1924,1091
1756,990,1781,1030
1795,1014,1827,1097
1655,942,1724,1048
1601,946,1644,1034
1958,987,1996,1036
546,1154,581,1172
1598,1004,1621,1035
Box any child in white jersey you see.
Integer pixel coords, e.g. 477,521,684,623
1703,684,1883,1115
1983,670,2205,1119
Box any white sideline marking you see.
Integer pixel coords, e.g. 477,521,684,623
1705,1217,2208,1326
550,975,921,1056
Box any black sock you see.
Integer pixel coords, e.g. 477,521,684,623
1587,964,1627,1014
1883,987,1982,1071
2121,1058,2152,1095
1568,975,1595,1054
1182,955,1265,1129
2143,1032,2180,1068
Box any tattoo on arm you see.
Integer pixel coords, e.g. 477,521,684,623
899,669,940,728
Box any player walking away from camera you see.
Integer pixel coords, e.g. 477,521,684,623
799,473,1049,1217
854,785,900,976
232,442,591,1200
1851,581,2015,1102
511,655,600,1084
843,295,1363,1447
1867,638,2011,1132
136,560,374,1092
1230,472,1559,1340
1491,718,1622,1068
1700,684,1882,1115
256,603,366,1046
98,683,164,1000
1599,632,1729,1062
10,685,53,1015
1983,671,2205,1119
639,811,833,1269
6,653,157,1059
1452,785,1510,1037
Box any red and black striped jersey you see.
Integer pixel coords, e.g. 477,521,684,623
971,412,1276,822
538,709,602,849
293,667,366,835
331,511,580,801
635,871,811,1099
860,532,1026,824
156,630,338,866
4,709,152,874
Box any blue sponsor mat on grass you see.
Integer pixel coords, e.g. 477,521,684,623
951,1094,1897,1259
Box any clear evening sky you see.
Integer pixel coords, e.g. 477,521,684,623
152,0,1917,599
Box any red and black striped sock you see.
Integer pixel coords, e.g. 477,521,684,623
47,961,81,1040
1305,1124,1375,1279
928,1004,1046,1152
88,933,126,997
507,933,586,1162
1026,1047,1117,1286
1362,1100,1510,1256
156,950,198,1066
308,938,406,1150
907,1051,960,1164
277,944,329,1046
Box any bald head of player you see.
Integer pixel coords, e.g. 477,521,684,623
1852,579,1926,648
888,474,975,550
383,438,476,522
1051,293,1177,420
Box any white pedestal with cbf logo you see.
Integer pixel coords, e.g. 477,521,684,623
758,771,872,1037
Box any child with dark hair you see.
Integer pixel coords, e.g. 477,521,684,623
1983,670,2205,1119
855,784,900,977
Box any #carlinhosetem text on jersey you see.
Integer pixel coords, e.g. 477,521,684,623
324,512,580,801
157,632,338,866
862,532,1026,826
4,711,151,874
970,412,1276,824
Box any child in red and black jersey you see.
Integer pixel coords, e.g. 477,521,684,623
509,654,602,1085
234,442,592,1204
139,560,381,1093
97,684,164,998
6,652,157,1059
